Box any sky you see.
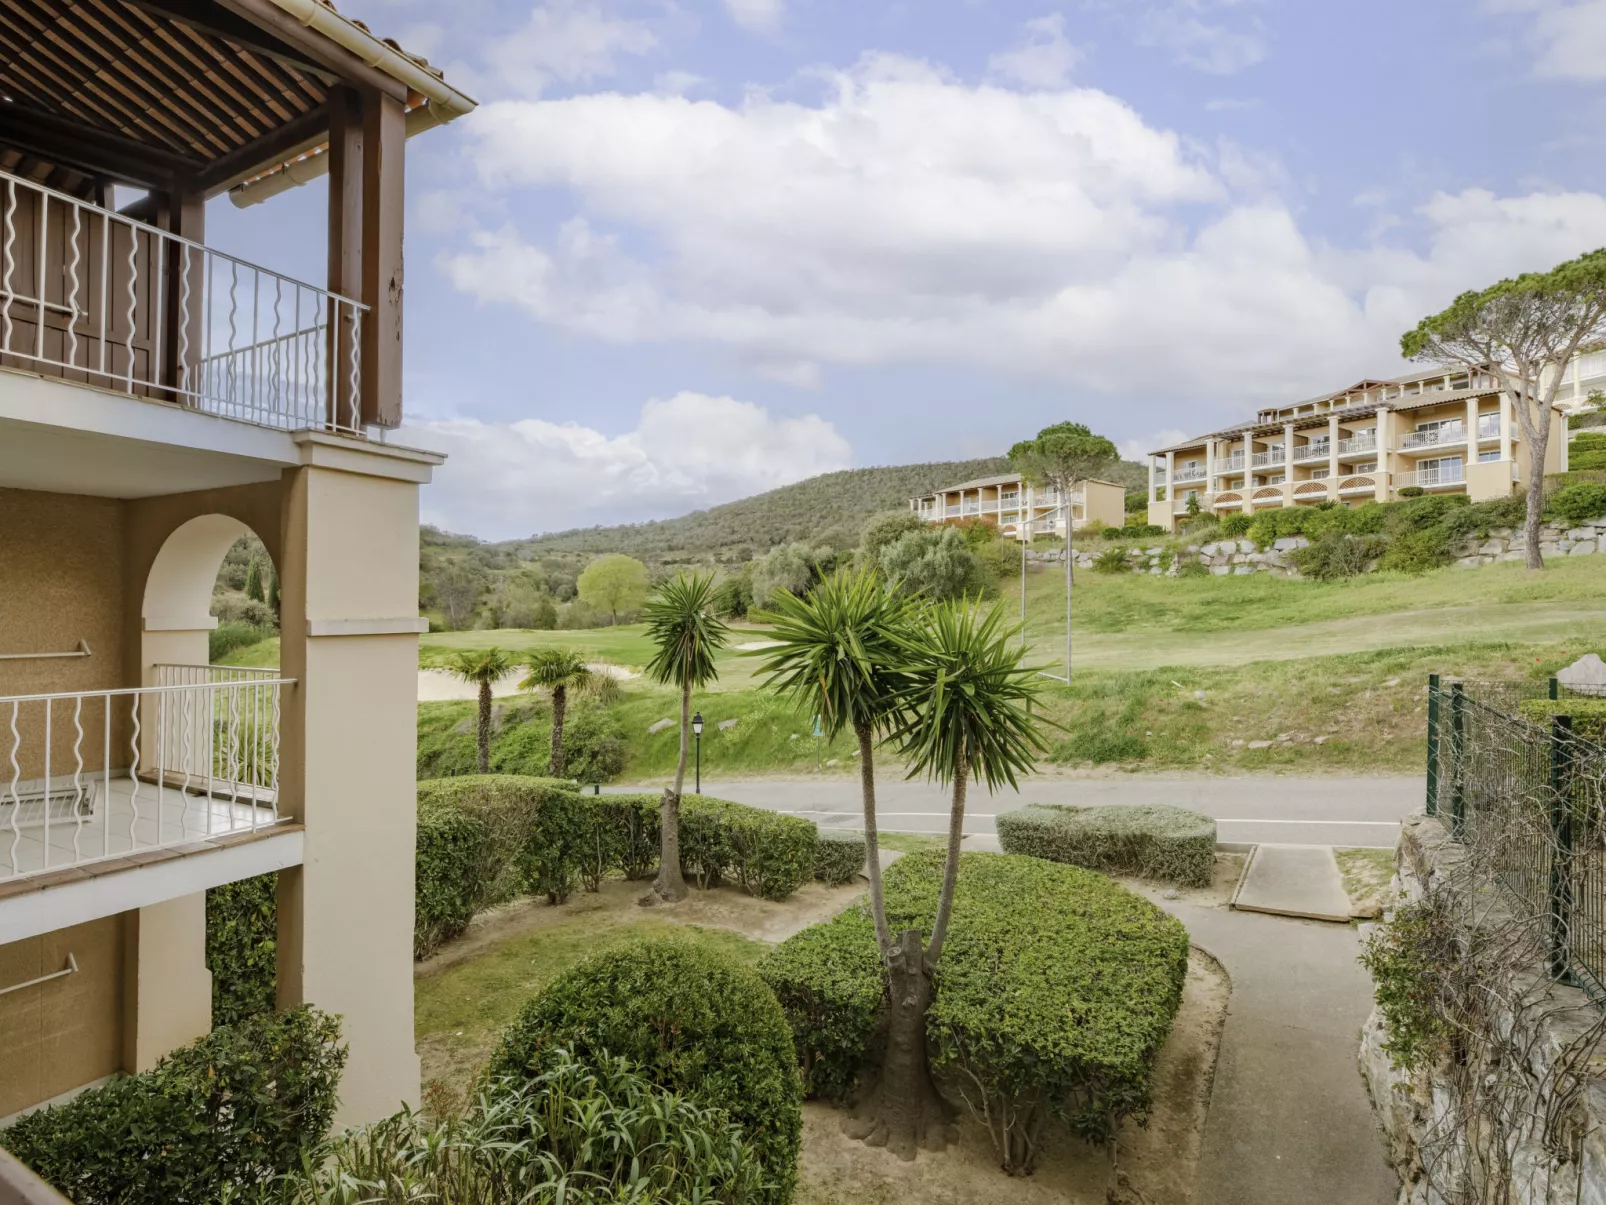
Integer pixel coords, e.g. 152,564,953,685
206,0,1606,540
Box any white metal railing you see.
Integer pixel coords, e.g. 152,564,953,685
0,169,366,435
1402,426,1465,449
0,668,292,882
1251,448,1284,467
1476,415,1500,439
1338,434,1377,456
1395,465,1465,488
1000,491,1019,504
962,501,980,515
1215,455,1245,473
1292,442,1329,461
944,504,960,516
1173,467,1207,483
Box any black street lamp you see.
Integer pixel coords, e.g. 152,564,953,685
691,712,704,795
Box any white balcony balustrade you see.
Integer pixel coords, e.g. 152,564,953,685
1395,464,1465,488
1291,443,1329,461
1,169,366,435
1250,448,1284,468
944,504,960,516
1337,434,1377,456
1402,426,1466,450
1476,416,1501,439
1,666,291,882
1215,455,1246,473
1173,467,1207,483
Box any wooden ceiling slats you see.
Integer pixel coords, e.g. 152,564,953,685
2,0,345,186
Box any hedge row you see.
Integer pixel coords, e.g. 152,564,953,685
996,803,1217,887
814,829,867,885
2,1007,344,1205
760,851,1190,1167
1518,697,1606,743
415,779,827,957
490,937,802,1205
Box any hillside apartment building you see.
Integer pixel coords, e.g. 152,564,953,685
1145,363,1577,533
0,0,473,1162
908,473,1128,539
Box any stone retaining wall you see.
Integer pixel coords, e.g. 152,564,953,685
1360,814,1606,1205
1038,513,1606,576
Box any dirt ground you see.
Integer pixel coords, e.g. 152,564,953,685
796,950,1230,1205
1335,846,1397,918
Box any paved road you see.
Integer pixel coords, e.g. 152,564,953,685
631,774,1424,847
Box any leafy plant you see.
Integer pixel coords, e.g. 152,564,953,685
815,829,867,885
996,803,1216,886
1546,481,1606,525
264,1055,768,1205
1359,895,1458,1073
489,936,802,1204
576,554,650,624
1219,512,1253,538
1092,546,1131,574
207,873,278,1026
3,1007,344,1205
1291,532,1386,580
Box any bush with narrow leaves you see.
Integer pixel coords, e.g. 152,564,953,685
996,802,1216,887
814,829,867,885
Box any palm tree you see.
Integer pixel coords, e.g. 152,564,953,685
641,571,729,903
754,568,914,960
519,648,592,779
855,600,1049,1159
446,647,511,774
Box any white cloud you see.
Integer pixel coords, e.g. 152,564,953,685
724,0,783,34
1514,0,1606,80
1120,428,1191,461
404,392,853,538
988,14,1082,88
1140,3,1266,75
443,52,1606,407
483,0,657,97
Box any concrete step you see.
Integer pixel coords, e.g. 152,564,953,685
1231,844,1353,923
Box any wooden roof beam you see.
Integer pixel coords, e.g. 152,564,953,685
193,98,326,194
0,100,200,188
118,0,334,81
209,0,407,102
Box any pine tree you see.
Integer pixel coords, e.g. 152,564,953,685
245,558,264,602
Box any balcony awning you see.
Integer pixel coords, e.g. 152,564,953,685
0,0,473,201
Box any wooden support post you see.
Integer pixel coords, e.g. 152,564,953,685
326,86,363,431
361,89,405,429
160,187,205,403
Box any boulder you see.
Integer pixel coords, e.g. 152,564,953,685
1570,540,1598,556
648,718,674,735
1568,528,1596,541
718,718,739,731
1210,565,1231,576
1201,542,1219,557
1238,539,1258,553
1232,565,1253,575
1246,739,1274,749
1478,540,1506,556
1272,537,1302,552
1558,653,1606,692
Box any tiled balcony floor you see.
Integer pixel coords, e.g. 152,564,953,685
0,778,280,879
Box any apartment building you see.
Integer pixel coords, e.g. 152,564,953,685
910,473,1127,539
1146,365,1569,533
0,0,473,1141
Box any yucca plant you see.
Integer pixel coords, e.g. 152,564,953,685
642,571,729,903
518,648,592,779
445,648,511,774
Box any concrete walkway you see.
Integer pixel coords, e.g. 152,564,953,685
1233,844,1355,922
1155,898,1398,1205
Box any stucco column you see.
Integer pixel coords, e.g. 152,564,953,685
1282,422,1294,499
1374,407,1390,502
276,441,435,1127
1466,396,1479,465
1148,456,1156,503
1205,439,1215,491
1327,414,1340,498
1165,452,1175,514
1500,394,1513,464
122,893,211,1073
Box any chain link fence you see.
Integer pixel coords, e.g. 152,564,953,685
1429,673,1606,999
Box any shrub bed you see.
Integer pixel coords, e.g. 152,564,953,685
415,775,584,958
760,852,1190,1170
207,872,278,1026
814,829,867,885
273,1053,767,1204
996,803,1217,887
1519,697,1606,743
2,1006,343,1204
489,936,802,1204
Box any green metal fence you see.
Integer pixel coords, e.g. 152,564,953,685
1428,675,1606,999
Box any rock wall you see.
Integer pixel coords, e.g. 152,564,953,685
1042,513,1606,577
1360,814,1606,1205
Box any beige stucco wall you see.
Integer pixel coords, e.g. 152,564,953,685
1082,481,1127,528
0,916,125,1118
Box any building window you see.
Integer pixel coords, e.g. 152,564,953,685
1478,450,1501,463
1415,418,1462,434
1269,474,1285,485
1353,461,1378,473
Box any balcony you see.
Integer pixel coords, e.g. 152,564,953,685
961,502,980,516
944,504,960,516
1172,467,1207,483
1215,455,1246,473
0,169,366,436
1000,492,1020,505
1250,448,1284,468
1477,415,1501,440
1401,426,1466,451
1291,442,1329,462
1395,465,1465,489
1337,434,1377,456
0,667,290,883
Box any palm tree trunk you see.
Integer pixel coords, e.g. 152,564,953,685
856,722,894,958
649,682,691,903
843,746,962,1158
476,679,492,774
550,684,568,778
926,750,968,965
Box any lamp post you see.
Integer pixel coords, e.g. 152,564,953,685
692,711,704,795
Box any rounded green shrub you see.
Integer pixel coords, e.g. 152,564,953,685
813,828,867,885
1218,512,1253,538
995,802,1216,887
489,936,802,1204
1291,532,1386,580
1397,485,1425,498
4,1007,344,1205
1546,481,1606,525
761,852,1190,1164
1092,546,1131,574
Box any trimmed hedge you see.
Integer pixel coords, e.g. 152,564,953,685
1519,697,1606,743
2,1006,344,1204
1546,481,1606,525
997,802,1217,887
814,829,867,885
207,873,278,1026
415,775,585,958
760,852,1190,1169
489,936,802,1205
